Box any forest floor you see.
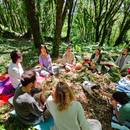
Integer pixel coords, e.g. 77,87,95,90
0,38,119,130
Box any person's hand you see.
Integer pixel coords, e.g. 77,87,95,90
93,88,103,94
110,100,117,108
48,70,53,74
68,64,74,67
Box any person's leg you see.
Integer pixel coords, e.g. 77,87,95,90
34,92,46,107
52,66,60,73
43,109,52,121
87,119,102,130
34,92,52,122
74,64,82,70
41,66,51,77
65,65,72,71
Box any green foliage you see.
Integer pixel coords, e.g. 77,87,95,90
45,91,51,98
0,125,6,130
106,66,122,82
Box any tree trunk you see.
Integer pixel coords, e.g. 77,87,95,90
66,0,76,42
52,0,71,57
24,0,43,48
114,19,130,47
95,24,100,42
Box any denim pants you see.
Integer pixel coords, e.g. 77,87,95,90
41,66,60,77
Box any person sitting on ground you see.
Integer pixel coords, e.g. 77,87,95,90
39,44,60,77
46,81,102,130
116,48,130,77
13,70,52,126
63,46,82,71
8,50,23,88
95,89,130,123
89,48,102,72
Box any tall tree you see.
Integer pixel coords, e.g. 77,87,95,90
24,0,43,48
52,0,71,58
66,0,77,42
114,2,130,46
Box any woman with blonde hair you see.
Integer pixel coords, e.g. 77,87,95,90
46,82,102,130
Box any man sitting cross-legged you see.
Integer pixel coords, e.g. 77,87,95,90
116,48,130,76
13,70,51,126
63,46,82,71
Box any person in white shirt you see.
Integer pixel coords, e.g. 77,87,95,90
8,51,24,88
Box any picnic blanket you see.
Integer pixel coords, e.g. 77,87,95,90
0,74,46,105
111,78,130,130
10,110,54,130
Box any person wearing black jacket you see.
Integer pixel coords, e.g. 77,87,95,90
89,48,102,72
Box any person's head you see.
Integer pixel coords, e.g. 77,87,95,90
10,51,22,64
53,82,75,111
112,91,129,105
95,48,101,56
122,48,130,56
66,46,71,55
39,44,48,55
21,70,37,92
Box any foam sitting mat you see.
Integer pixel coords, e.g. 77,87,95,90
10,110,54,130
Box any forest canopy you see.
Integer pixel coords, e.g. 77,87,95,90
0,0,130,57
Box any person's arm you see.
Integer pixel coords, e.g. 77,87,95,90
77,102,90,130
115,56,120,65
27,101,43,116
90,54,95,63
94,89,113,99
120,68,127,73
12,68,21,80
63,53,67,66
30,87,42,96
49,61,53,73
110,100,124,123
72,54,76,66
97,54,102,64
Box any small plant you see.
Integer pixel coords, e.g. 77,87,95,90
63,74,70,79
45,91,51,98
92,112,95,117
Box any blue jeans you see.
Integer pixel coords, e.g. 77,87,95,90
41,66,60,77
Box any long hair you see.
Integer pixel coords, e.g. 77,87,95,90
53,82,75,111
39,44,48,55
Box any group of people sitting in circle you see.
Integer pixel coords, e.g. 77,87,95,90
7,44,130,130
